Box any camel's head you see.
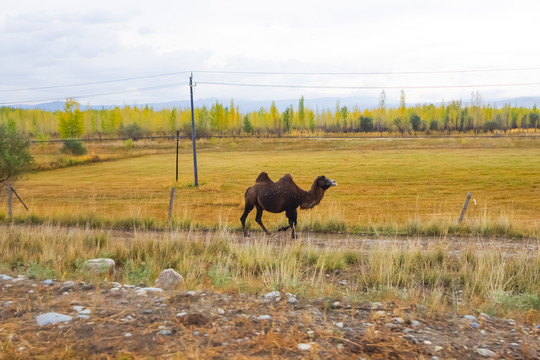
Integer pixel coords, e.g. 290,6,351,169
315,175,337,190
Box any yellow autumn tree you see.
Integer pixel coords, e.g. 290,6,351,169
58,98,85,139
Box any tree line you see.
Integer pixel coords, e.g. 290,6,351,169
1,91,538,141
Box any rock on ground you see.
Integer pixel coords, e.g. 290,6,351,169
153,269,184,290
81,258,116,275
36,312,72,326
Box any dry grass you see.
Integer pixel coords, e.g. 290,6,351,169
1,224,539,321
3,136,538,237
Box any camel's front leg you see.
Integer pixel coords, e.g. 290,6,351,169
286,209,298,239
255,205,271,235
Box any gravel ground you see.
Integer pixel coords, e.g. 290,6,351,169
1,272,539,359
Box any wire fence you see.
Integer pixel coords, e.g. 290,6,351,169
29,133,540,144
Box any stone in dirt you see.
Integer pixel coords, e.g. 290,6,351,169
154,269,185,290
81,258,116,275
475,348,496,357
136,287,163,296
286,293,298,304
263,291,281,301
36,312,73,326
371,302,383,310
298,343,312,351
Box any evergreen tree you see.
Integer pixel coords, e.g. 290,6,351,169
282,106,293,133
360,116,374,132
409,113,421,132
242,115,253,134
340,106,348,132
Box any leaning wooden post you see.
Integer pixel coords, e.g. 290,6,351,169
458,192,472,224
7,183,13,219
11,186,28,211
168,187,176,222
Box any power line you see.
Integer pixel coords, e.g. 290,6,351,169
4,79,540,106
196,80,540,90
0,71,191,92
2,67,540,92
194,67,540,76
0,82,188,106
3,68,540,106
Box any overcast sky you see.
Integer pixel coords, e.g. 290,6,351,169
1,0,539,108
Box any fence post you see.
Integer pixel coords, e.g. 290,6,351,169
458,192,472,224
168,187,176,222
8,183,12,219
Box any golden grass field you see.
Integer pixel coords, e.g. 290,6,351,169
4,136,539,237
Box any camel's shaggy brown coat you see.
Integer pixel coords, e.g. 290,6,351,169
241,172,337,238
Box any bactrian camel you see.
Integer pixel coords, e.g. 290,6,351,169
241,172,337,238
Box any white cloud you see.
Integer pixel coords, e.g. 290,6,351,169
1,0,540,106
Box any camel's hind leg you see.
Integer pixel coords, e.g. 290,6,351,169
255,205,271,235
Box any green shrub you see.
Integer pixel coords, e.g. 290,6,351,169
61,140,87,155
118,122,144,140
124,139,133,149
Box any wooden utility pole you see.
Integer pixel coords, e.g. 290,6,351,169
176,130,179,182
189,73,199,186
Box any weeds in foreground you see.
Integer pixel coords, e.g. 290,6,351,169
0,224,539,321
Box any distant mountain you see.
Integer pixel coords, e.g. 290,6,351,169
5,96,539,113
491,97,540,108
12,101,66,112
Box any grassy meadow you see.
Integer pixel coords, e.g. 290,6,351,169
3,136,539,237
1,136,539,319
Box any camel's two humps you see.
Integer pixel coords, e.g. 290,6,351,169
241,172,337,238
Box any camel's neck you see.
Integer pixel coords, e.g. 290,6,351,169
299,182,326,209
